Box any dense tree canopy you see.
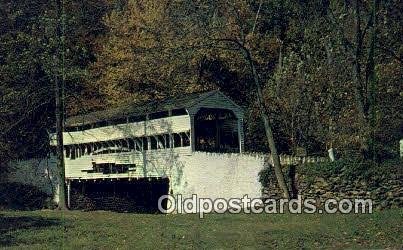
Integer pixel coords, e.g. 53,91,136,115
0,0,108,162
0,0,401,168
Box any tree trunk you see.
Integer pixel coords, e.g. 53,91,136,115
242,47,290,200
353,0,368,124
352,0,378,158
352,0,370,157
367,0,377,160
55,0,67,210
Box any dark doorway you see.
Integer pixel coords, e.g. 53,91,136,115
70,178,169,213
195,108,239,153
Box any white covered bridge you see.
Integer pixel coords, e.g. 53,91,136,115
48,90,265,210
4,90,327,211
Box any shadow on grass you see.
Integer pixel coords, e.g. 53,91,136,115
0,214,64,247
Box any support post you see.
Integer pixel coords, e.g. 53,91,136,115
237,118,244,153
67,180,71,209
168,110,173,148
190,115,196,152
215,111,220,151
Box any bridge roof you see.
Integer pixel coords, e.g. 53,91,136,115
65,90,242,128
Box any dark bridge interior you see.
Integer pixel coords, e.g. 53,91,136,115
195,108,239,153
70,178,169,213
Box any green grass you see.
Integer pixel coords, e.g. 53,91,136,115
0,209,402,249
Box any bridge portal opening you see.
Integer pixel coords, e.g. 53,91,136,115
194,108,240,153
69,178,169,213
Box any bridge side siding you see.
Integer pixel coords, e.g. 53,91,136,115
50,115,191,146
64,147,192,179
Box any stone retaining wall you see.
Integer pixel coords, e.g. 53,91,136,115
262,162,403,210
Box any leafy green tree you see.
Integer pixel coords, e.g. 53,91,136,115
0,0,108,172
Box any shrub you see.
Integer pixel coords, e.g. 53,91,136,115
258,167,273,188
300,157,402,182
0,182,50,210
258,165,292,188
259,157,402,187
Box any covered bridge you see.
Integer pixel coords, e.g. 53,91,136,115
48,90,264,211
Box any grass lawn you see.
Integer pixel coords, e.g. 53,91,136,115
0,209,402,249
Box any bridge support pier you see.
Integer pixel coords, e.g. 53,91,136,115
67,180,71,209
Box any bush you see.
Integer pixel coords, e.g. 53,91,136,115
0,182,50,210
259,157,402,187
299,157,402,182
298,160,345,179
258,165,293,188
258,167,273,188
